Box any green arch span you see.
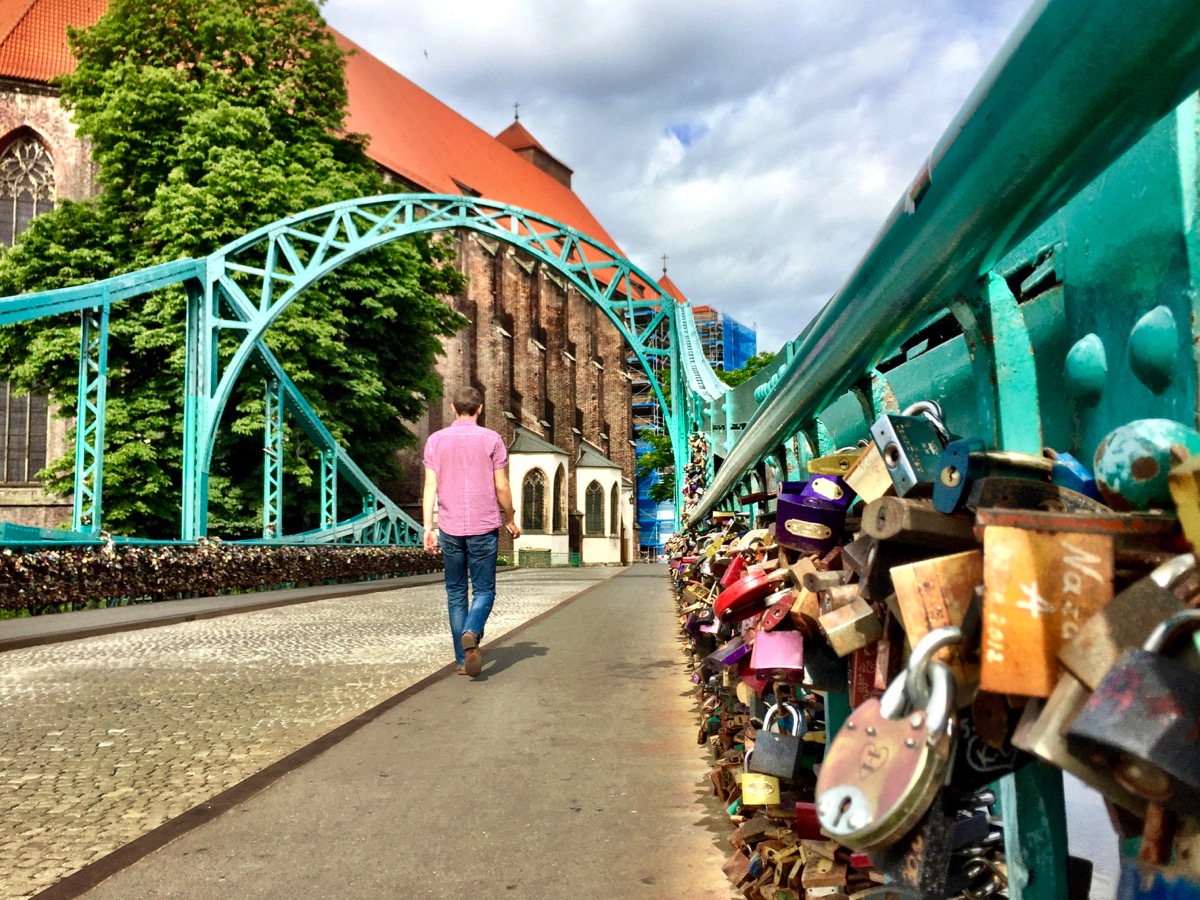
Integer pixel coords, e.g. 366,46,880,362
0,194,722,542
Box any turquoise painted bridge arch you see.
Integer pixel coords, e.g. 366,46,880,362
0,194,727,544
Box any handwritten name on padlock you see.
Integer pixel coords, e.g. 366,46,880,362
981,526,1113,698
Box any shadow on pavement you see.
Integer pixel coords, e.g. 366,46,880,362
476,641,548,679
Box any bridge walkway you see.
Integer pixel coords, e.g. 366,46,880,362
1,565,733,899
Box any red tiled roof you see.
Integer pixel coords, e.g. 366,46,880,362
0,0,104,81
658,273,690,304
0,0,626,256
495,119,572,174
335,34,617,251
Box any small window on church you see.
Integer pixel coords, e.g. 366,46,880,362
585,481,604,535
0,133,55,247
610,483,619,533
521,468,546,532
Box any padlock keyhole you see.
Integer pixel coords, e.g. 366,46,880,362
831,795,852,828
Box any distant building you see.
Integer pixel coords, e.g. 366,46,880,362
691,305,757,373
630,272,756,558
0,0,640,562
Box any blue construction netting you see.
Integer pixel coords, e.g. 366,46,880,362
722,313,757,372
634,439,675,558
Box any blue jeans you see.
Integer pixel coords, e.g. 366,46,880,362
439,529,499,666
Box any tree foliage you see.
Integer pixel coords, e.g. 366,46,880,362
0,0,465,537
636,428,675,504
719,350,777,387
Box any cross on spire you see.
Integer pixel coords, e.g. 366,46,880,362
513,101,520,121
661,254,668,275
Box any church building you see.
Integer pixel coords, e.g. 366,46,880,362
0,0,639,563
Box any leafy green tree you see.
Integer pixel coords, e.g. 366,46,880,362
0,0,465,537
635,428,676,504
719,350,777,387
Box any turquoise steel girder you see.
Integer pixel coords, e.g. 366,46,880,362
71,300,110,534
262,378,284,538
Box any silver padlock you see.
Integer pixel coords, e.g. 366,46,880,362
871,400,952,496
815,626,960,851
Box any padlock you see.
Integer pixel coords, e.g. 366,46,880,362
890,549,982,696
750,628,805,682
1045,448,1103,500
808,449,863,476
758,589,797,634
933,439,1054,514
748,702,816,781
1066,610,1200,812
1011,670,1149,817
860,497,977,552
845,442,895,506
802,633,850,692
815,627,960,852
741,748,782,806
775,481,847,556
715,566,782,622
870,400,953,496
1057,553,1192,691
817,596,884,658
720,553,748,587
980,524,1114,697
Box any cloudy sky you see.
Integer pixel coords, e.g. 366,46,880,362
322,0,1033,353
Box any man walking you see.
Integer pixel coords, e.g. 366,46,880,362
423,387,521,677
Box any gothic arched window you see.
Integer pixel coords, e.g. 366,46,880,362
552,465,565,533
0,133,55,247
610,483,619,534
585,481,604,535
521,468,546,532
0,133,54,484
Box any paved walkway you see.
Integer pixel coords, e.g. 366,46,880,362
2,565,734,899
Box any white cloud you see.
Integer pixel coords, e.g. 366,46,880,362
323,0,1032,352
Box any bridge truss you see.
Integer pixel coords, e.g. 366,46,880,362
0,196,726,545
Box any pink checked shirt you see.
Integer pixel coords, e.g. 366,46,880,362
423,419,508,536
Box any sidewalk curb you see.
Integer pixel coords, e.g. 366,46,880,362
0,567,513,653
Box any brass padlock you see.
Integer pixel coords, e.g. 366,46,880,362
845,442,894,506
742,749,782,806
891,549,983,700
980,524,1114,698
815,627,960,851
817,597,884,658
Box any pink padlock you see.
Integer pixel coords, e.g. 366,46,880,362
749,629,805,683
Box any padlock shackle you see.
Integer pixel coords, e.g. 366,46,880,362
1144,608,1200,654
878,625,962,720
905,625,963,711
761,701,805,738
901,399,950,444
1149,553,1196,589
924,660,956,737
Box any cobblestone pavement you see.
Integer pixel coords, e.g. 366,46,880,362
0,568,615,899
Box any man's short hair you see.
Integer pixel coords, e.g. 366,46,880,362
452,387,484,416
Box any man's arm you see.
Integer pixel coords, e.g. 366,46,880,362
494,468,521,538
422,467,439,550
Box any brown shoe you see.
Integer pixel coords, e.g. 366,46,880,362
462,632,483,677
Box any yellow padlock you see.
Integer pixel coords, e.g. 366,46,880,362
741,749,782,805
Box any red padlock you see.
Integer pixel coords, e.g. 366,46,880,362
759,589,797,632
720,554,748,588
715,567,779,622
